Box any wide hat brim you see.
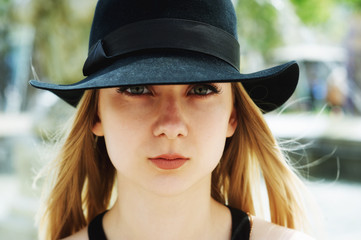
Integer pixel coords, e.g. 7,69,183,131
30,50,298,112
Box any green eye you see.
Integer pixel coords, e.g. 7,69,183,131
194,86,210,95
129,86,146,94
117,86,150,95
190,84,220,95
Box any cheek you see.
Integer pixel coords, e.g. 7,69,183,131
190,104,232,166
100,112,146,170
193,99,232,137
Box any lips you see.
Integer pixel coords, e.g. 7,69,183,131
148,154,190,170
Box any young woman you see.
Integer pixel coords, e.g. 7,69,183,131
31,0,316,239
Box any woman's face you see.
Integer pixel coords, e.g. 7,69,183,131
92,83,237,196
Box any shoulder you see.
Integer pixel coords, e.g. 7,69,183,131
250,216,314,240
60,227,88,240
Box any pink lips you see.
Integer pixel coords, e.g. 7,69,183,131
149,154,190,170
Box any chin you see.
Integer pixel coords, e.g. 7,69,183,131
145,170,212,198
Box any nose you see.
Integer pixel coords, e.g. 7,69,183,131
152,97,188,139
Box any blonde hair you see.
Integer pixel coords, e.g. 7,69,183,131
37,90,116,240
212,83,311,230
37,83,312,239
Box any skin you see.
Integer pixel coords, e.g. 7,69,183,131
68,83,238,240
64,83,314,240
93,83,237,196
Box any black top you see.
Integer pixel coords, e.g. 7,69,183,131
88,206,250,240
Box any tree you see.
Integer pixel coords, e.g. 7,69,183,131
236,0,280,60
25,0,97,84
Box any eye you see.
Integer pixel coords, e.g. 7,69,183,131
189,84,220,96
117,86,151,95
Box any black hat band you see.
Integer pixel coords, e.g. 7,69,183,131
83,18,240,76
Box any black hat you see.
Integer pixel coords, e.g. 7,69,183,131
30,0,299,112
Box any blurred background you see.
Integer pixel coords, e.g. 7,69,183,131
0,0,361,239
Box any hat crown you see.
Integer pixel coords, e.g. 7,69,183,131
89,0,238,49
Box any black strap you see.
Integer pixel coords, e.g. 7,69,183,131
88,211,108,240
228,206,251,240
88,207,250,240
83,18,240,76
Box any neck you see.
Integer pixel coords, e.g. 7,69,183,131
103,174,231,240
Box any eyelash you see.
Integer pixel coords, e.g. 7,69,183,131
188,84,221,97
116,86,151,96
116,84,221,97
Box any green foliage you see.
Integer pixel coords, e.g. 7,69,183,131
0,0,11,18
0,0,12,52
236,0,281,59
235,0,350,58
0,0,96,85
335,0,361,10
28,0,97,84
290,0,334,24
